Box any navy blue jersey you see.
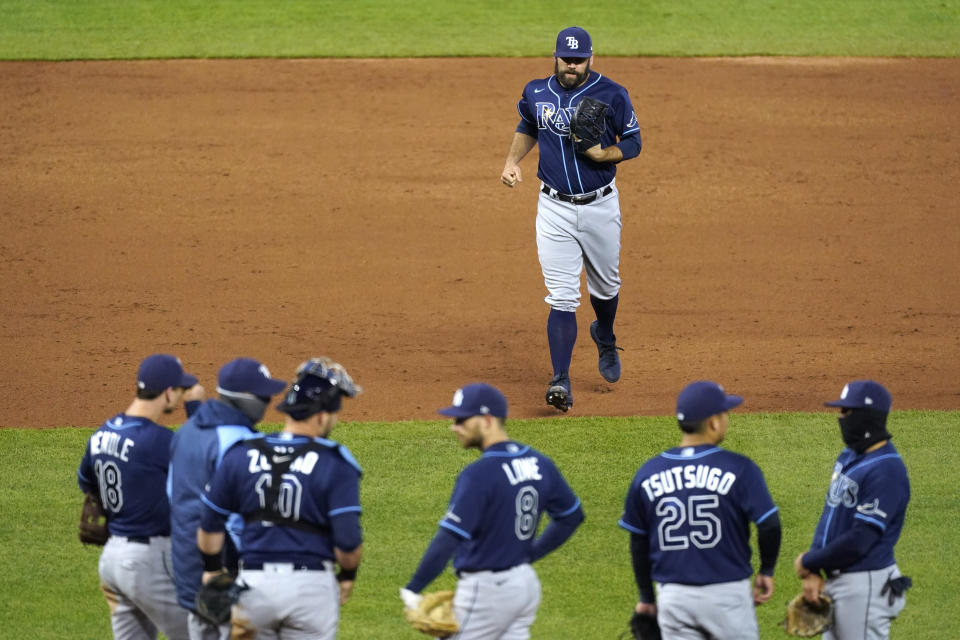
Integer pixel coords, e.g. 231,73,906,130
516,70,641,195
200,432,362,566
77,414,173,537
619,445,778,585
810,441,909,572
440,441,581,572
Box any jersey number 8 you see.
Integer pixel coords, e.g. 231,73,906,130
514,486,539,540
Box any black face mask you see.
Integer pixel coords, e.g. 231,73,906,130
838,408,891,453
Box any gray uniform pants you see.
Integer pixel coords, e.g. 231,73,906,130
98,536,189,640
823,565,906,640
452,563,541,640
536,181,622,312
230,562,339,640
657,579,759,640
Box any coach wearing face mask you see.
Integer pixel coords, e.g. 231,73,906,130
169,357,287,640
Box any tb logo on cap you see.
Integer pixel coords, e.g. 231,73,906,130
566,36,580,49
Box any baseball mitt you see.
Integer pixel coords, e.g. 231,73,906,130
781,593,833,637
627,610,662,640
404,590,459,638
78,492,109,546
195,572,249,626
569,96,609,154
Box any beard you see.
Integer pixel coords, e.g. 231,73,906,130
554,59,591,89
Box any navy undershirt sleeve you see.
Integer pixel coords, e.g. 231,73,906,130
615,133,642,161
630,533,657,604
530,506,585,562
803,522,882,572
405,528,460,593
331,511,362,552
756,511,782,576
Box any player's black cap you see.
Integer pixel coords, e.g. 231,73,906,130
676,380,743,423
137,354,198,392
554,26,592,58
824,380,892,412
438,383,508,419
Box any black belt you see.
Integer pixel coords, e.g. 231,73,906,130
541,184,612,205
240,560,329,571
456,565,516,577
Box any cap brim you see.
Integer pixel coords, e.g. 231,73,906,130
554,52,591,58
824,399,857,408
438,406,472,418
724,395,744,411
180,372,199,388
253,378,288,396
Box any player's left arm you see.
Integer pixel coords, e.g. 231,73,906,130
581,89,641,164
798,463,907,573
530,462,584,561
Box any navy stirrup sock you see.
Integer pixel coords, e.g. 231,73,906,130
547,309,577,376
590,294,619,343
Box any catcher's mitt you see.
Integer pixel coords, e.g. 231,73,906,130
195,572,249,626
404,590,459,638
79,492,109,546
569,96,609,154
626,610,662,640
781,593,833,637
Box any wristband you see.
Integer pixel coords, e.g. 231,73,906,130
201,551,222,572
336,567,358,582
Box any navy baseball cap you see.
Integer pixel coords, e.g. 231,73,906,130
824,380,892,412
676,381,743,422
137,354,197,392
217,358,287,397
554,26,593,58
438,383,508,419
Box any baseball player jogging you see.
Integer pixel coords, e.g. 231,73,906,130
793,380,912,640
400,383,585,639
619,381,782,640
196,357,363,639
500,26,642,412
77,354,200,640
169,357,287,640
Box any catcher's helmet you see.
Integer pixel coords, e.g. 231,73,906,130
276,357,361,420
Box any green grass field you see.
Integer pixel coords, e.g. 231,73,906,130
0,0,958,59
1,412,958,639
3,1,959,638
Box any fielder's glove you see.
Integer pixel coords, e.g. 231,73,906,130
78,492,109,546
625,610,662,640
195,572,249,626
781,592,833,637
403,589,459,638
569,96,609,154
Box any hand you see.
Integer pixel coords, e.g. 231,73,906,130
635,601,657,617
183,384,206,403
794,552,812,579
201,569,224,585
400,587,423,610
339,580,354,605
802,573,825,604
753,574,775,605
501,165,522,188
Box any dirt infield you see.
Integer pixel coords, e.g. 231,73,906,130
1,57,958,428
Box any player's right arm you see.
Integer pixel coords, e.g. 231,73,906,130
501,132,537,188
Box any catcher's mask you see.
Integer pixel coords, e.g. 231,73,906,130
276,357,361,420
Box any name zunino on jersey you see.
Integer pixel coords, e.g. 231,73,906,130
90,431,134,462
246,449,320,475
502,457,542,486
640,464,737,501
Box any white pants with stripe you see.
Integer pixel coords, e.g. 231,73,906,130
823,564,907,640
